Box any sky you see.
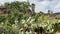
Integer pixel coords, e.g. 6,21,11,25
0,0,60,13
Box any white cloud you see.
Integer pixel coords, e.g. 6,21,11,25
30,0,60,13
54,2,60,9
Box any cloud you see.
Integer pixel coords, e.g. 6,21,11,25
35,1,49,12
30,0,60,13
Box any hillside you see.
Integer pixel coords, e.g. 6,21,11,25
0,1,60,34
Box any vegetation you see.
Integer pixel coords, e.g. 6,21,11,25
0,1,60,34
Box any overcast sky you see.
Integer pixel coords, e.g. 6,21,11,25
0,0,60,13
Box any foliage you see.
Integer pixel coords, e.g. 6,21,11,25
0,1,60,34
